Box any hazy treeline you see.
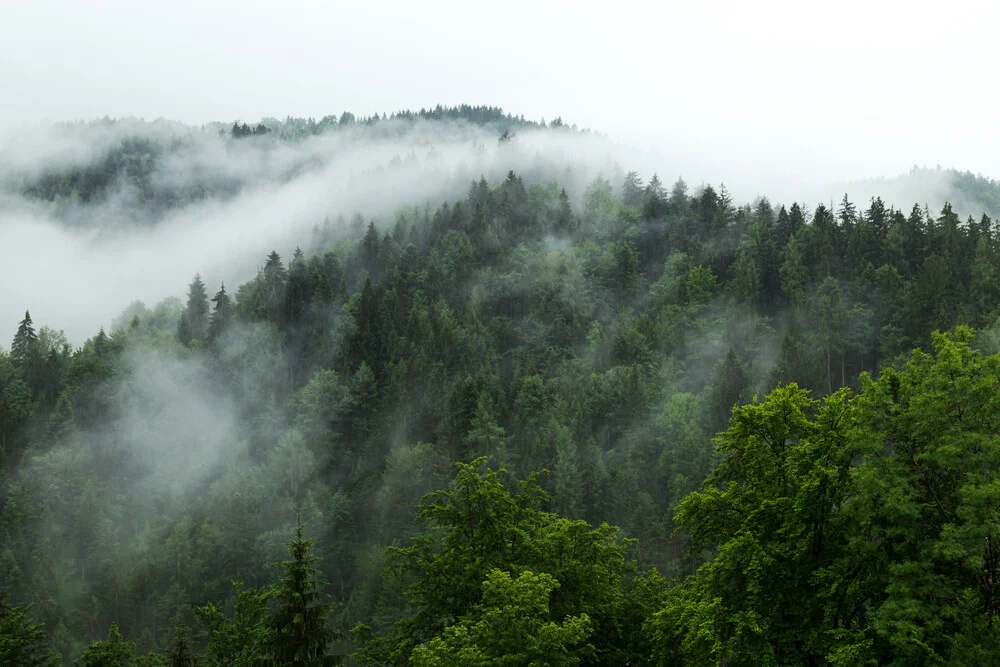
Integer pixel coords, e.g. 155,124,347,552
6,117,1000,663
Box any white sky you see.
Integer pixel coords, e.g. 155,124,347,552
1,0,998,183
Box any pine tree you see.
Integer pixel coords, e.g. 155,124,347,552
643,173,667,219
622,171,644,208
177,313,193,346
209,283,233,341
268,517,339,665
552,425,583,518
185,274,210,341
361,222,380,281
556,188,575,234
10,310,38,374
285,248,309,326
263,251,287,322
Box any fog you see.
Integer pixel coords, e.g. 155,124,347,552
2,114,987,346
3,0,999,178
3,0,998,344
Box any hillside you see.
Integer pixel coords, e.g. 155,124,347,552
4,112,1000,664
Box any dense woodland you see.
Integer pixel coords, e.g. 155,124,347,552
6,112,1000,664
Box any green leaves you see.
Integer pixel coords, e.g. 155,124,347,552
363,458,656,665
660,329,1000,664
410,569,593,667
0,593,58,666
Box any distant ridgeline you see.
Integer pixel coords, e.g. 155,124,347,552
9,105,578,209
848,166,1000,222
236,104,575,139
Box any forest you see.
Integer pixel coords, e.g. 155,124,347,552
5,108,1000,664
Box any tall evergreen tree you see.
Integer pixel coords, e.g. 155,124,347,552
10,311,39,389
209,283,234,341
622,171,644,208
268,517,339,665
263,251,288,322
185,273,210,341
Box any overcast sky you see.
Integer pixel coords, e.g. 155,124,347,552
1,0,997,185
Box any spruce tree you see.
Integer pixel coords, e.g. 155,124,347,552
10,310,38,374
185,274,210,341
268,517,338,665
209,283,233,341
263,252,287,322
177,313,193,346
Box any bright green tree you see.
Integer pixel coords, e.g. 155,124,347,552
0,593,58,666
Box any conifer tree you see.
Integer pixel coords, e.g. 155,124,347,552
177,313,193,346
209,283,233,341
185,274,210,341
268,517,338,665
10,310,38,376
622,171,644,208
263,251,287,322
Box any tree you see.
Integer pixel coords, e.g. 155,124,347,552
268,517,339,665
0,354,32,461
358,458,658,665
650,385,861,666
10,310,39,393
184,274,210,341
0,593,58,666
850,328,1000,662
263,251,288,322
209,283,233,341
167,626,197,667
79,623,137,666
622,171,644,209
551,425,584,519
196,581,274,667
409,570,594,666
361,222,380,282
643,173,667,219
176,312,193,346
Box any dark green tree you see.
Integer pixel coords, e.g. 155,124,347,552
184,274,210,341
168,626,197,667
208,283,233,341
268,517,339,665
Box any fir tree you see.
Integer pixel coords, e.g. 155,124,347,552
185,274,210,341
268,517,339,665
177,313,193,346
10,310,38,372
209,283,233,341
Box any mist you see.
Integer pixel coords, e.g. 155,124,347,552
4,115,987,346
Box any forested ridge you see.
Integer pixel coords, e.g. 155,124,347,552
8,105,580,218
6,118,1000,664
